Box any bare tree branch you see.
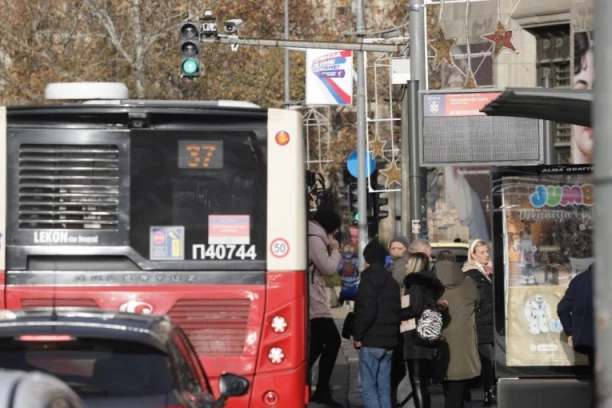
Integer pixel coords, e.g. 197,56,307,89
84,0,133,64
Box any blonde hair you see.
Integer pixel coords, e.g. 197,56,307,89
406,252,430,275
468,239,488,265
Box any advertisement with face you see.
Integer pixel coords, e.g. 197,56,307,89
493,166,592,373
572,31,594,164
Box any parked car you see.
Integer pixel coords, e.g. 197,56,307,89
0,309,249,408
430,241,470,267
0,369,85,408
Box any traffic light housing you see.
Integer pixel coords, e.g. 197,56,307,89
338,182,358,223
373,193,389,221
181,21,201,77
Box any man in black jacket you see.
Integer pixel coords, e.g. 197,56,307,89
354,239,401,408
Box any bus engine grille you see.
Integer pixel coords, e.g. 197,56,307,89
168,299,251,357
18,144,120,230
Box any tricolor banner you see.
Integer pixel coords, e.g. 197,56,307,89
305,49,353,106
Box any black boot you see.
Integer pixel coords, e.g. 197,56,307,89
484,390,498,406
311,386,342,408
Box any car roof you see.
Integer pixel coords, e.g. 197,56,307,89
0,308,175,352
430,241,471,250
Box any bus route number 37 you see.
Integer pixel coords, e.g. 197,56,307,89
192,244,257,260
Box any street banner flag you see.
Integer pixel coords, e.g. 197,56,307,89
305,49,353,106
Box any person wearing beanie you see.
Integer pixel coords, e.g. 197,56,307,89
387,235,411,406
354,239,401,408
388,235,410,287
308,207,343,408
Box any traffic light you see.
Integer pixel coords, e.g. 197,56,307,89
373,193,389,221
181,21,201,77
338,182,358,223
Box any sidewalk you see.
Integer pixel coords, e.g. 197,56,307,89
330,302,489,408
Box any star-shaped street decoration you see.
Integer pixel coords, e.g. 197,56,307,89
481,20,517,57
429,29,457,69
380,160,401,188
369,136,387,159
463,71,478,89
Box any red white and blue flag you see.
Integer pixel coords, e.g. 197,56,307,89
306,50,353,106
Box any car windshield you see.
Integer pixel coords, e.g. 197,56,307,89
0,338,174,398
431,247,469,268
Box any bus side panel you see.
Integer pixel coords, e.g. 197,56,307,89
0,107,6,309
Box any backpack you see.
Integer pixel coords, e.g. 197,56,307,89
341,257,358,278
412,308,444,346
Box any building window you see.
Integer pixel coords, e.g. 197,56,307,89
532,25,571,156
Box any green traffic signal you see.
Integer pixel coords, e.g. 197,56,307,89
182,59,199,75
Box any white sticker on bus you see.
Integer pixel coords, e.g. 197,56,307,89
192,244,257,260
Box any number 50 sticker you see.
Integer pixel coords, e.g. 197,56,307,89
270,238,290,258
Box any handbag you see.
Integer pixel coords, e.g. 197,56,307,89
412,307,444,347
341,312,355,340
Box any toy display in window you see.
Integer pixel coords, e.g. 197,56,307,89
513,227,537,285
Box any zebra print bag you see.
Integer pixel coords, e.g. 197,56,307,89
412,308,443,346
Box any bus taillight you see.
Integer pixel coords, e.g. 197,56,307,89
267,347,285,364
263,390,279,406
275,131,290,146
270,316,287,333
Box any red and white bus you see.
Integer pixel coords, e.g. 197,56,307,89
0,83,308,407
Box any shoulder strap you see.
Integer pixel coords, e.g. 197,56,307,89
308,234,325,284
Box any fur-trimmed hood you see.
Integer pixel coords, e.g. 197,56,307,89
403,270,445,300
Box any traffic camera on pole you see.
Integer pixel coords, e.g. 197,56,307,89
200,9,218,37
180,21,201,77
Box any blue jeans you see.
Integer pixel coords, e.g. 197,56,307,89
359,346,393,408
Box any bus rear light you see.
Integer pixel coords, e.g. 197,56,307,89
263,390,279,406
268,347,285,364
19,335,74,342
275,131,290,146
270,316,287,333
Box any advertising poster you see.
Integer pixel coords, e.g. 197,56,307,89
305,49,353,106
493,166,593,370
572,31,594,164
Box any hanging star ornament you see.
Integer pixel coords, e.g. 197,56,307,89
369,136,387,159
481,20,517,57
463,71,478,89
380,160,401,188
428,29,457,69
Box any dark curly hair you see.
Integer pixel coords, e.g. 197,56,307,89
574,31,593,76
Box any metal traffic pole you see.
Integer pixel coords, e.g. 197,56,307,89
284,0,290,109
594,1,612,406
355,0,368,269
542,75,556,165
401,0,426,242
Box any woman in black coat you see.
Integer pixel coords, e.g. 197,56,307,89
400,252,445,408
463,239,496,406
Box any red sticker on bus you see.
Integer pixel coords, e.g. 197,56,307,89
270,238,290,258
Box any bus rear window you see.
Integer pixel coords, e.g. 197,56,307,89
130,130,267,263
0,339,173,398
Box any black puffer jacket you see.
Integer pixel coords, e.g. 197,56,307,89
464,267,494,344
353,264,401,349
400,270,445,360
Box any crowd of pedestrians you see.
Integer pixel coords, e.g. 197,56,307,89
306,207,594,408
